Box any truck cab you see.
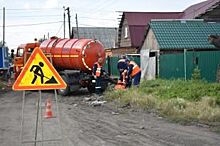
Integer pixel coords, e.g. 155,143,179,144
0,47,10,79
14,43,40,79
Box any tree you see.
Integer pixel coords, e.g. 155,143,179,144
208,35,220,48
192,66,201,80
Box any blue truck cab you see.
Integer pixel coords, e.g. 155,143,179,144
0,47,9,77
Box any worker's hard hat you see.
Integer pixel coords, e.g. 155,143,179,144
125,59,130,63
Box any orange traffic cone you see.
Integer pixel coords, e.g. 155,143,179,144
44,98,53,118
7,78,12,87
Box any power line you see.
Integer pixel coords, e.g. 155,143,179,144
79,23,99,27
70,8,115,14
80,16,116,21
0,8,62,11
56,24,63,35
4,14,116,21
91,0,117,14
6,12,48,15
6,14,62,18
70,0,114,14
0,21,62,27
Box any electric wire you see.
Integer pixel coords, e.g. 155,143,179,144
6,14,62,18
55,24,63,36
0,21,63,27
0,8,62,11
80,16,115,21
90,0,117,14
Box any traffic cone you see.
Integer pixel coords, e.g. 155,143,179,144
7,78,12,87
44,98,53,118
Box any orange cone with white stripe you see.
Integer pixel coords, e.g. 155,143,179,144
44,98,53,118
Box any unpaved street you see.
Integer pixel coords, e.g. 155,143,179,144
1,90,220,146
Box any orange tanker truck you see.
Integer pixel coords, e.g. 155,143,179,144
14,37,108,95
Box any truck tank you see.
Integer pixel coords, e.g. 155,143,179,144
40,38,105,72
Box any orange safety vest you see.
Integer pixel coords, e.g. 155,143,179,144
94,62,102,77
129,61,141,77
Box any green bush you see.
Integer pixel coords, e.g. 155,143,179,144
192,66,201,80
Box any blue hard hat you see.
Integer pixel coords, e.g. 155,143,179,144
125,58,130,62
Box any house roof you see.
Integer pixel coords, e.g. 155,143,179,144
72,27,117,48
182,0,220,19
118,12,183,48
124,12,184,26
119,1,220,49
149,20,220,50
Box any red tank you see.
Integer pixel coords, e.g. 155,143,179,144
40,38,105,72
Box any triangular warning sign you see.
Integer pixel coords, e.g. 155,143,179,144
13,47,67,90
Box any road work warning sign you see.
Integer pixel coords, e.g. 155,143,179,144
13,47,67,90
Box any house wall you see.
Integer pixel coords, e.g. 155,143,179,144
140,29,159,80
141,29,159,51
119,19,132,47
105,47,137,57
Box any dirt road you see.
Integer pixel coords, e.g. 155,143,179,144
1,90,220,146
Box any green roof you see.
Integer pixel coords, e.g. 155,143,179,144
150,20,220,50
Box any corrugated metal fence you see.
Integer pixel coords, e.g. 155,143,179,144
159,50,220,82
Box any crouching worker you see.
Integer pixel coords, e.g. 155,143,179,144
114,57,128,90
126,59,141,87
117,57,128,83
93,57,105,95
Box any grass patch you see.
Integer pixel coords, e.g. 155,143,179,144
104,79,220,124
105,88,157,110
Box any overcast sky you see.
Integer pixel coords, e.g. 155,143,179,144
0,0,205,49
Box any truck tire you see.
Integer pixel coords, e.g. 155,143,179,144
57,75,70,96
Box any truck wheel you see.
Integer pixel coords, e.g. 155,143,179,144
57,75,70,96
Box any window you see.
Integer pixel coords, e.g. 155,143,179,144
28,48,34,53
4,47,8,58
124,26,128,38
149,52,156,57
17,48,24,57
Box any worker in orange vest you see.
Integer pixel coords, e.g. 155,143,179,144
93,57,105,95
117,56,128,84
125,59,141,86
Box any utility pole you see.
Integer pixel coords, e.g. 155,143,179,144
71,27,74,38
75,13,79,39
63,6,66,38
3,7,5,47
65,7,71,38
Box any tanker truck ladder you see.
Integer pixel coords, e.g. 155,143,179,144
45,53,53,64
20,90,65,146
